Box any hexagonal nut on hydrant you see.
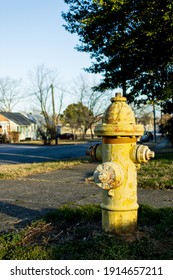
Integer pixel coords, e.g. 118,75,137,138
93,162,124,190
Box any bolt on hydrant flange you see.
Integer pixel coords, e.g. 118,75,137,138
88,92,155,235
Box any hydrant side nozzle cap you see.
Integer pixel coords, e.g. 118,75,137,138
135,145,155,163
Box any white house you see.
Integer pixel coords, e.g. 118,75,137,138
0,112,37,141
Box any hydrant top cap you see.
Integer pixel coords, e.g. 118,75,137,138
94,92,144,136
103,92,135,124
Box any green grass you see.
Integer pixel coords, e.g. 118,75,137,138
0,204,172,260
138,151,173,189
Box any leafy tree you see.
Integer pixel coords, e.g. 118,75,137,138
162,101,173,114
62,0,173,100
165,117,173,145
161,71,173,114
63,102,94,138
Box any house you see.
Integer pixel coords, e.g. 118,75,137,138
0,114,10,142
0,112,37,142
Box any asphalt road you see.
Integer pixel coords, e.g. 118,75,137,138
0,142,97,164
0,137,171,165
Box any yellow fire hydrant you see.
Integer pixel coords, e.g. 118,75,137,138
88,93,154,234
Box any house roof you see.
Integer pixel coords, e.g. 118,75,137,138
0,112,36,126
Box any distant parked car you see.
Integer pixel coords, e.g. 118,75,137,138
140,131,153,143
59,133,74,140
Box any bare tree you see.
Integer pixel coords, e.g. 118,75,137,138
0,77,22,111
72,74,112,137
28,64,65,144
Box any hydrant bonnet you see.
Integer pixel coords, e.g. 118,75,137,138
95,92,144,137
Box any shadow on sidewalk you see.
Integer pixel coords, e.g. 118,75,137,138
0,201,56,232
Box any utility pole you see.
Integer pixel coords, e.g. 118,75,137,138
50,84,58,144
152,100,157,143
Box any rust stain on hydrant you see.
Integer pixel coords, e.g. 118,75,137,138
87,92,154,235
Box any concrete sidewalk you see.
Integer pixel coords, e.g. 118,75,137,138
0,138,172,233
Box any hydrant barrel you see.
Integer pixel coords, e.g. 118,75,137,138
92,92,154,235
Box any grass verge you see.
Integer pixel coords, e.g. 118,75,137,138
0,204,172,260
0,158,89,180
138,151,173,189
0,150,172,190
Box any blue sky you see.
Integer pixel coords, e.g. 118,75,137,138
0,0,93,83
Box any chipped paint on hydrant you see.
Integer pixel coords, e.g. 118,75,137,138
88,93,155,235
